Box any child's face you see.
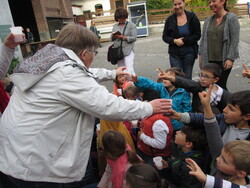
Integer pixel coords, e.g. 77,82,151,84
117,75,126,84
163,72,174,88
223,104,244,125
199,70,218,87
174,130,187,146
216,148,237,176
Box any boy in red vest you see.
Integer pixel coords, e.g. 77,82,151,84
137,89,173,166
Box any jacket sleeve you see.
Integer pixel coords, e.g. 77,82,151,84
0,45,15,79
173,76,203,93
140,120,169,149
178,162,203,188
204,175,247,188
180,91,193,113
182,13,201,46
162,16,175,45
204,116,223,161
126,22,137,43
89,68,116,82
134,76,165,94
58,66,153,121
226,14,240,61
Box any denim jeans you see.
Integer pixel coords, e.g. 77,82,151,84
170,53,196,80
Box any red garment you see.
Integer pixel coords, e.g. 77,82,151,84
137,114,173,157
113,81,132,96
0,81,10,113
106,144,131,188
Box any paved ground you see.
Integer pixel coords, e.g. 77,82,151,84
92,24,250,93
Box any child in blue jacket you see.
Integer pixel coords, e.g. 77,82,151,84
132,67,192,131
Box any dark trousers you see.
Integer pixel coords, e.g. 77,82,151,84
209,61,232,91
170,53,195,80
0,158,94,188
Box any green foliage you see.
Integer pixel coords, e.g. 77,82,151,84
7,57,19,75
145,0,173,10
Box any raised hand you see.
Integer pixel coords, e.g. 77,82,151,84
186,158,207,183
198,85,212,107
242,64,250,79
4,33,25,49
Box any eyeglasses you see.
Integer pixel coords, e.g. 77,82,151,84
88,50,98,56
198,73,215,80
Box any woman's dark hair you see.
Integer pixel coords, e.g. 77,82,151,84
102,130,141,163
114,7,128,21
126,163,162,188
223,0,229,12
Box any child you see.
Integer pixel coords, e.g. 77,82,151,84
185,86,250,187
125,163,163,188
123,85,140,100
113,74,133,97
97,120,136,177
133,67,192,131
159,125,207,188
166,90,250,143
97,130,142,188
137,89,173,166
158,63,230,114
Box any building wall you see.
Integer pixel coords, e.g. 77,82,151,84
0,0,23,61
31,0,74,41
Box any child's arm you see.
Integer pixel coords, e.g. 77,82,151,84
186,158,247,188
199,85,224,160
158,73,202,93
139,120,169,149
133,76,165,95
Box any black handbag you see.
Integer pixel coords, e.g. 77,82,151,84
107,22,128,65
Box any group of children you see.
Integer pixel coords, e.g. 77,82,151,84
88,63,250,188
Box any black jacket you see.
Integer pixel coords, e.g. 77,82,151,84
162,10,201,58
173,76,231,113
161,150,204,188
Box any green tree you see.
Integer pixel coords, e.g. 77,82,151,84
145,0,173,10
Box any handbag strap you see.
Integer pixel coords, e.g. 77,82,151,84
120,21,128,49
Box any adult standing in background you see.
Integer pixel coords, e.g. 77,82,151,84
90,20,102,47
199,0,240,90
162,0,201,80
111,7,137,75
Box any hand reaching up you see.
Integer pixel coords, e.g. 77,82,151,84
198,85,214,118
186,158,207,183
242,64,250,79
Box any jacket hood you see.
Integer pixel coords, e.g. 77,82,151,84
10,44,89,92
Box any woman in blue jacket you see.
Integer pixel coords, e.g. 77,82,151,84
162,0,201,80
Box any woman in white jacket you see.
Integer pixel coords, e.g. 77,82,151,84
0,23,171,188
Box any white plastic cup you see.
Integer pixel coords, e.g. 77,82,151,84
117,88,122,96
131,120,138,128
10,26,23,42
153,156,163,170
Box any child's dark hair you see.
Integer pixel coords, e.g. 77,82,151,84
202,63,222,78
143,89,161,102
166,67,186,78
123,85,140,100
181,125,207,151
102,130,141,164
227,90,250,125
126,163,162,188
